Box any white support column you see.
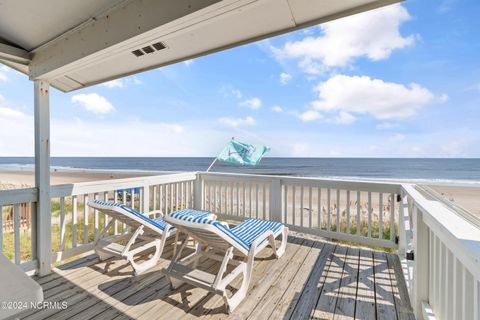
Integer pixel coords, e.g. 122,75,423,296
270,178,282,222
34,80,51,276
413,205,429,318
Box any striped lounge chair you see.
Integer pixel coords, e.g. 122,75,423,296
88,200,216,275
162,211,288,313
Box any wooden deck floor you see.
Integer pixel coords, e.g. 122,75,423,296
17,236,414,320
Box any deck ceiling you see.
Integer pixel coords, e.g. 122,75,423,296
0,0,401,92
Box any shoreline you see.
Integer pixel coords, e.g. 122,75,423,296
1,166,480,185
1,168,478,217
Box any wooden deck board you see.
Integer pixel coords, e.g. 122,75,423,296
355,249,376,320
373,251,397,320
287,242,336,320
386,254,415,320
334,246,360,320
183,237,306,319
20,238,414,320
311,244,348,320
247,240,324,319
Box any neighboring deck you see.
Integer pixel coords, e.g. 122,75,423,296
17,236,414,320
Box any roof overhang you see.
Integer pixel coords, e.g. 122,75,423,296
0,0,402,92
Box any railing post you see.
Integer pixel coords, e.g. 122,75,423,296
270,178,282,222
34,80,51,276
412,205,429,318
142,184,150,212
194,173,204,210
398,191,409,256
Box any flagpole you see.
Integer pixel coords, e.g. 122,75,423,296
206,158,217,172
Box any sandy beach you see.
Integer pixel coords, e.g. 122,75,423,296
1,169,479,219
428,184,480,216
0,169,158,189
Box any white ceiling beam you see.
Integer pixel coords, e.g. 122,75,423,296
0,42,30,65
28,0,226,80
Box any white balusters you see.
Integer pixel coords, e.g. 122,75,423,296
72,195,78,247
346,190,350,234
84,194,89,244
0,205,3,254
13,204,20,264
327,188,331,231
59,197,66,252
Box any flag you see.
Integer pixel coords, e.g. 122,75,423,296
217,140,270,166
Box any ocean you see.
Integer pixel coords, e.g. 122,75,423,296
0,157,479,184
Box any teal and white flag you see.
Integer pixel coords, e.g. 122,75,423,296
217,140,270,166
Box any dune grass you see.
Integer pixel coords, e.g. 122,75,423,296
2,199,397,263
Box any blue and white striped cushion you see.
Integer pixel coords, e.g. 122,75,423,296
169,210,283,251
231,219,283,249
92,200,211,232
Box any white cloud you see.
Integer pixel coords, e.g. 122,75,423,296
299,110,322,122
1,110,479,157
0,107,26,119
310,75,436,119
390,133,406,141
232,90,243,99
132,77,142,85
71,93,115,115
240,97,262,110
102,79,124,88
100,76,143,88
376,122,398,130
279,72,292,85
441,141,467,157
0,106,33,155
218,116,256,128
275,4,415,73
437,0,455,13
271,106,283,113
438,94,449,103
183,59,194,66
164,124,185,134
220,85,243,99
0,95,27,119
0,65,9,82
334,111,355,124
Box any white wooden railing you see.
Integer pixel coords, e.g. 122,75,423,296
0,187,38,272
1,171,479,319
49,172,197,263
401,184,480,320
198,172,403,249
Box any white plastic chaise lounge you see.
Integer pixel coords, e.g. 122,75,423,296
88,200,216,275
162,212,288,313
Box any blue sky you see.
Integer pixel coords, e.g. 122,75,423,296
0,0,479,157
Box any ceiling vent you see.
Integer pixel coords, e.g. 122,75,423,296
152,42,166,50
132,41,166,57
132,49,144,57
142,46,154,54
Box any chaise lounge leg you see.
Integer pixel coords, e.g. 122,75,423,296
268,227,288,258
94,219,117,261
222,249,255,313
129,229,170,275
